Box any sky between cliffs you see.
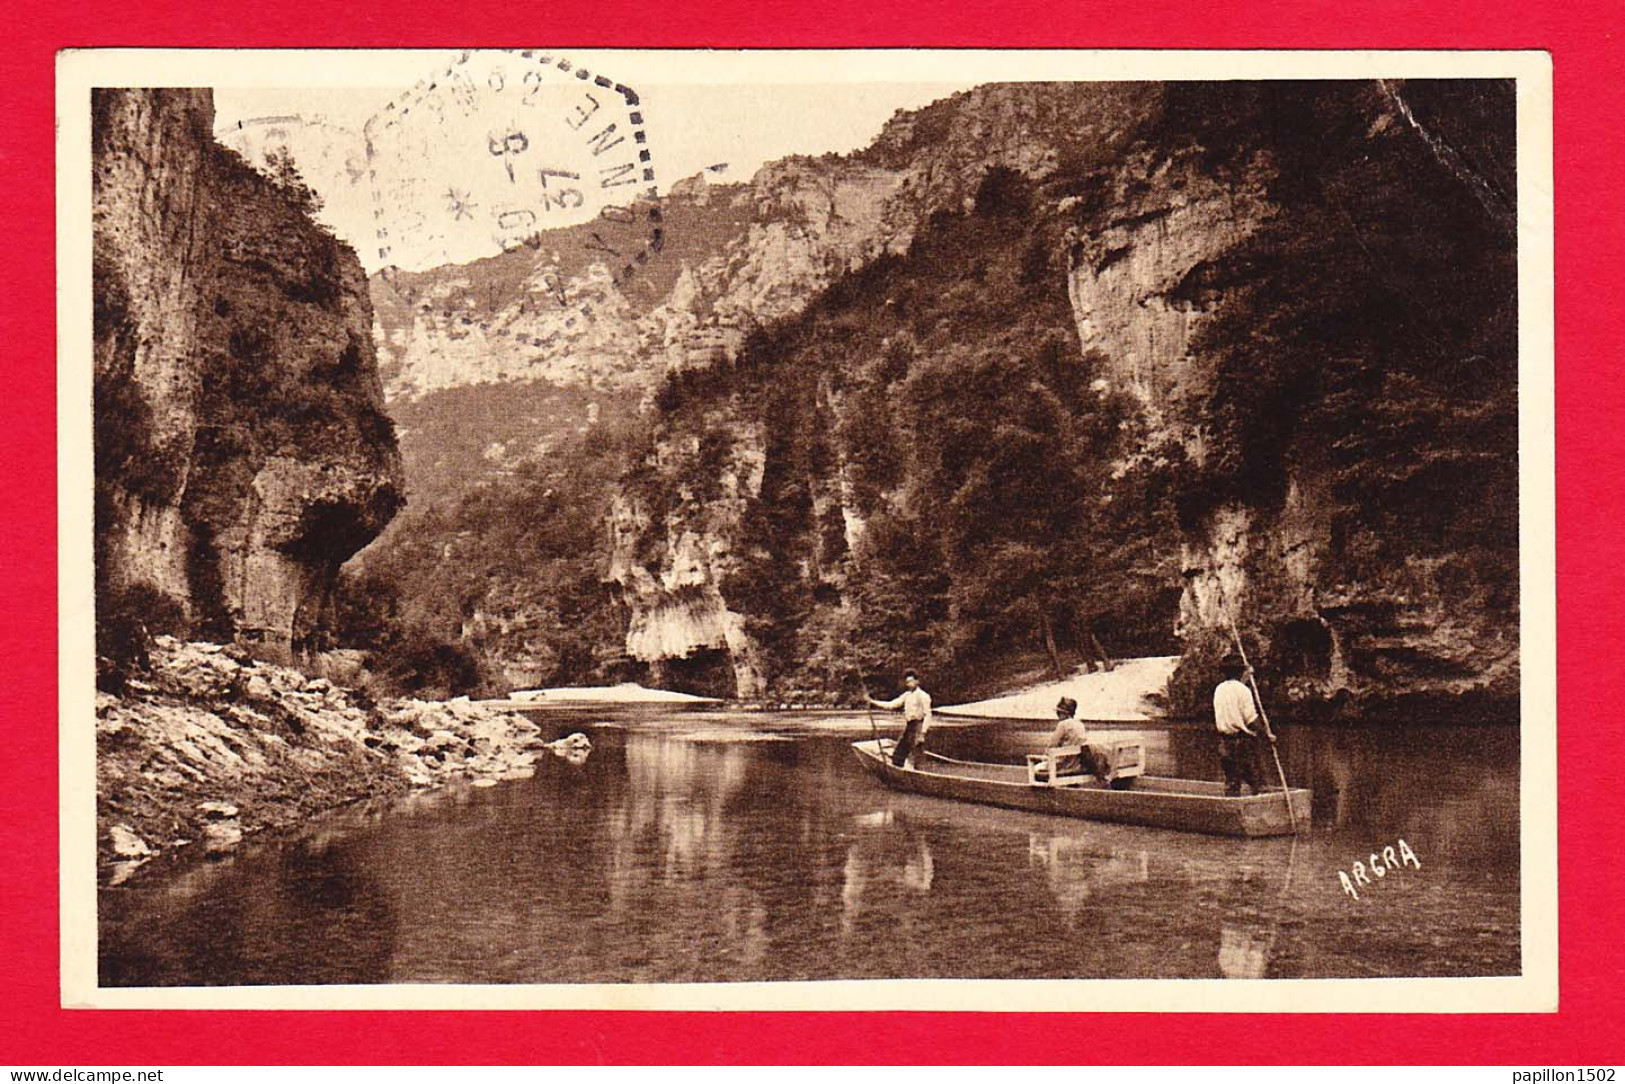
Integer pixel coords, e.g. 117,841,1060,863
214,57,973,274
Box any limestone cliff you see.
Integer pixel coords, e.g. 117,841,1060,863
357,80,1519,711
365,84,1153,690
607,417,772,696
94,89,403,658
1057,80,1518,711
605,80,1519,709
372,83,1155,402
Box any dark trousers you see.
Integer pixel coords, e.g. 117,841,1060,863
892,718,925,767
1218,733,1268,797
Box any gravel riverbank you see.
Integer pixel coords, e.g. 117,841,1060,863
96,637,555,882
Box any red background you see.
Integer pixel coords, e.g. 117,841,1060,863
4,0,1621,1064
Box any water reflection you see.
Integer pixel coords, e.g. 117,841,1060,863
1218,923,1275,978
1025,833,1150,922
1214,838,1298,978
100,719,1520,985
840,811,936,937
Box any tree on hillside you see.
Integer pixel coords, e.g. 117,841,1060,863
846,509,952,682
260,146,323,216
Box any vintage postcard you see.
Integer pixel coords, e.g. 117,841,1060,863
58,48,1555,1011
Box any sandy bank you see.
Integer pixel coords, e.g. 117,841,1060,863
96,637,553,882
939,656,1180,721
499,683,721,705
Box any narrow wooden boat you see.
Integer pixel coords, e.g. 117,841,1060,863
851,739,1311,837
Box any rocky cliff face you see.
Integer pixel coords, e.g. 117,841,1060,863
361,80,1519,711
1063,80,1519,711
373,84,1156,402
607,416,772,696
365,84,1159,689
602,80,1519,708
95,89,403,656
1064,144,1278,435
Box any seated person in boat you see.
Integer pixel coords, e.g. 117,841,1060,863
1214,652,1273,797
1034,696,1113,783
868,670,932,768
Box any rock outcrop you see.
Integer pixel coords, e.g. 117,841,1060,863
94,89,403,655
97,636,546,881
1060,80,1519,712
605,416,771,696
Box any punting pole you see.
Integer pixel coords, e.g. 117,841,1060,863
1219,599,1300,834
860,676,884,758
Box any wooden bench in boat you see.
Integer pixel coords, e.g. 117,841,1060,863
1025,740,1145,787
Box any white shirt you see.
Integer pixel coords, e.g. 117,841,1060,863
878,687,932,735
1213,679,1259,735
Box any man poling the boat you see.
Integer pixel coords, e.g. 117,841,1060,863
1213,652,1274,797
868,670,932,768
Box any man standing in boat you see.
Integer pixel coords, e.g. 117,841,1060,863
1214,652,1273,796
869,670,932,768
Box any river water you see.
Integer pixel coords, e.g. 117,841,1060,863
99,711,1519,985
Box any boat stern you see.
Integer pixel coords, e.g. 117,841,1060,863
1239,787,1315,836
850,738,894,777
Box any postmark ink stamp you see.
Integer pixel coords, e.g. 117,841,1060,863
215,112,371,233
362,49,663,336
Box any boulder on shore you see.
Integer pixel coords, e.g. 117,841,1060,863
546,732,593,753
109,824,153,858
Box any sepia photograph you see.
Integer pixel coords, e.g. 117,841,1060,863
59,48,1555,1010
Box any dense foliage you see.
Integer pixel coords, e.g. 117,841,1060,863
334,418,641,698
382,380,640,515
1151,82,1517,546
